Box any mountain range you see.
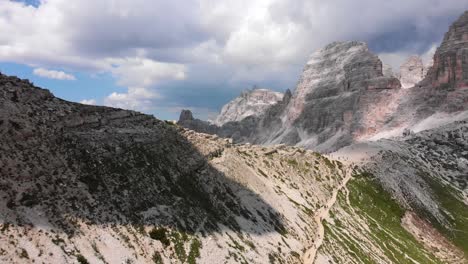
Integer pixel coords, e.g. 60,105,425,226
0,9,467,264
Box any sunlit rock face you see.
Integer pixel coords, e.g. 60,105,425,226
399,55,426,88
214,88,283,126
277,41,402,151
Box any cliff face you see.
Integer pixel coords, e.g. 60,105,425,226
214,88,283,126
424,11,468,89
278,41,401,151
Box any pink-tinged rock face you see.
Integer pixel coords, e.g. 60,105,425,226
425,12,468,89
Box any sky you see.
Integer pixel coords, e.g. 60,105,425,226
1,0,467,120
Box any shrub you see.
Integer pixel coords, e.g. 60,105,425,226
152,252,163,264
149,227,170,247
76,254,89,264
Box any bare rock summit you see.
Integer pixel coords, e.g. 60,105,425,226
214,88,283,126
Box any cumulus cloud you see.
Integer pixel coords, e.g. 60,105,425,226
104,87,161,111
33,68,76,80
107,57,186,88
1,0,467,117
79,99,97,105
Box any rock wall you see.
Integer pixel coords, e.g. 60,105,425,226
214,88,283,126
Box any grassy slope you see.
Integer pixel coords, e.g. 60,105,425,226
320,173,442,264
421,174,468,255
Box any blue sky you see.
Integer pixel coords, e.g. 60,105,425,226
1,0,467,120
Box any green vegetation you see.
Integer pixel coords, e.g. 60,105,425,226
323,173,442,264
286,159,298,167
149,227,170,247
152,252,163,264
420,173,468,254
172,231,188,262
51,236,65,245
19,248,29,259
187,238,202,264
76,254,89,264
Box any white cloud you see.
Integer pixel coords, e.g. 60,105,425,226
104,87,161,111
33,67,76,80
107,57,186,88
79,99,97,105
102,57,185,110
0,0,467,115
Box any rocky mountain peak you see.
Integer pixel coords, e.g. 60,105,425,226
284,41,400,125
423,11,468,89
179,109,194,122
214,88,283,126
399,55,426,88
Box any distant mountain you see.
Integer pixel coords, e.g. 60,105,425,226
214,88,283,126
179,11,468,153
398,55,427,88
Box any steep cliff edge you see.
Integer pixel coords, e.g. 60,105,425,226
423,11,468,89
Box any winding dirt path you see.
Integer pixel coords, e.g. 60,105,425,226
303,169,353,264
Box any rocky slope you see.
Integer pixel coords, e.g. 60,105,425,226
0,73,324,264
329,117,468,264
214,88,283,126
2,72,465,264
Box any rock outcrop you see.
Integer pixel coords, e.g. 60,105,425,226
278,41,402,151
423,11,468,89
214,88,283,126
399,55,426,88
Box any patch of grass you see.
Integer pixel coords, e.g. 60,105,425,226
322,156,334,169
52,236,65,245
286,159,298,167
76,254,89,264
187,238,202,264
336,173,442,263
0,222,10,232
171,231,188,262
419,173,468,254
149,227,170,247
152,252,163,264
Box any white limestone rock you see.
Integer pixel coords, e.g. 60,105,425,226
399,55,426,88
214,88,283,126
